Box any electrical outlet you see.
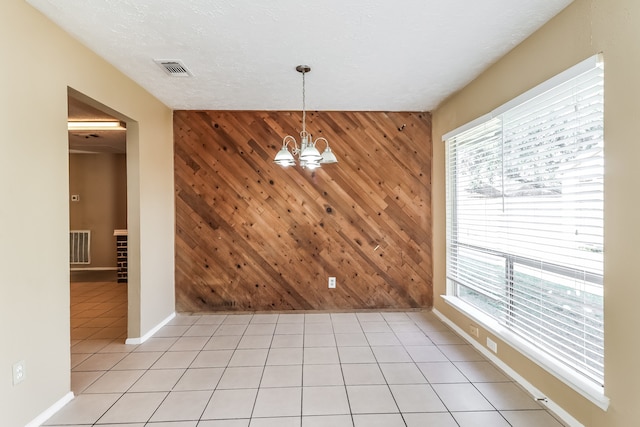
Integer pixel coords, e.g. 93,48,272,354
487,337,498,353
469,325,479,338
12,361,26,385
328,277,336,289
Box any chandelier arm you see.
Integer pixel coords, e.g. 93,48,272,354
282,135,299,150
314,137,329,150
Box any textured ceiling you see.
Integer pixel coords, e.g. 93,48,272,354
30,0,573,112
68,97,125,154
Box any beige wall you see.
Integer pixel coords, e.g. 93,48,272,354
0,1,175,426
432,0,640,425
69,153,127,268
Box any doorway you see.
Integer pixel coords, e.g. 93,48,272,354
67,91,129,389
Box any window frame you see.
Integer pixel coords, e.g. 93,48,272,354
442,54,608,409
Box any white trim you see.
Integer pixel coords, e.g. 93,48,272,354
25,391,74,427
442,53,603,141
438,296,610,411
433,308,586,427
125,312,176,344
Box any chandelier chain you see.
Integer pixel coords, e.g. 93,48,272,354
302,70,306,134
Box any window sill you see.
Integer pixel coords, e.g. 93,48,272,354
440,295,610,411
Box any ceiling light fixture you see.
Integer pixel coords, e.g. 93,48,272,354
67,121,126,131
273,65,337,169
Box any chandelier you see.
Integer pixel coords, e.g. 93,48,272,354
273,65,338,169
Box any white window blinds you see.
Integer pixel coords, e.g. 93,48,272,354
445,56,604,386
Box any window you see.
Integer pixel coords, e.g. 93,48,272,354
445,56,604,388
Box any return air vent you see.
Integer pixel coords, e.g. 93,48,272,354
154,60,193,77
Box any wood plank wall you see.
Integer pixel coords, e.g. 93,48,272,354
174,110,432,312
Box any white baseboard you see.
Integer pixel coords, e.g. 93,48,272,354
25,391,74,427
125,312,176,345
432,308,584,427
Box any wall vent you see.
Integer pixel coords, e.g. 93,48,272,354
70,230,91,264
154,60,193,77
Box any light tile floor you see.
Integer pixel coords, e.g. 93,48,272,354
46,281,567,426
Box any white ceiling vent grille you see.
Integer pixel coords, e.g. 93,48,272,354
154,60,193,77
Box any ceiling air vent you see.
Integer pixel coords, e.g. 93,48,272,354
154,60,193,77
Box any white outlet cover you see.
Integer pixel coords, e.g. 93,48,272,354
486,337,498,353
12,361,26,385
328,277,336,289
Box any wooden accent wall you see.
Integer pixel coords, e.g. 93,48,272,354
174,110,432,312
